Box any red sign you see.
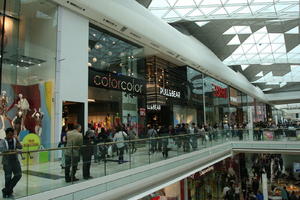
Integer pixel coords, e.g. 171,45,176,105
212,84,227,99
139,108,146,117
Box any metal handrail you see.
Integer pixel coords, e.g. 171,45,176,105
0,128,298,156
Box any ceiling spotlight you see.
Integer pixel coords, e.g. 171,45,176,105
120,63,123,67
21,60,24,62
108,51,112,56
16,65,20,68
88,62,92,67
120,52,125,57
112,41,116,45
95,44,102,49
92,57,97,63
25,67,29,70
38,64,41,66
93,33,96,37
102,38,106,41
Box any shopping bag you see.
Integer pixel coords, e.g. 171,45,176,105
107,145,113,157
167,138,176,149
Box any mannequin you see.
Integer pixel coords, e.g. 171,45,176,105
15,93,30,130
0,91,8,130
105,113,111,129
12,111,23,136
32,108,44,136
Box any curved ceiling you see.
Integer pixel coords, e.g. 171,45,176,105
145,0,300,96
52,0,267,102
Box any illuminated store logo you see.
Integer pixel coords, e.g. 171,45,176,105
190,166,214,179
147,104,161,111
89,69,145,94
159,87,181,98
212,84,227,99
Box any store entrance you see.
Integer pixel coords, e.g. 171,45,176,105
62,101,85,131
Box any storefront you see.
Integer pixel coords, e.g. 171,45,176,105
87,24,146,135
0,0,57,147
228,87,248,126
145,56,189,126
187,156,241,200
204,76,229,126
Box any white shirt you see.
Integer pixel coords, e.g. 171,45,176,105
113,131,127,148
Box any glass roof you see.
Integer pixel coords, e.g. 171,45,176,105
252,65,300,87
223,26,300,65
148,0,299,22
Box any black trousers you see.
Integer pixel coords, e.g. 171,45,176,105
118,147,125,164
65,155,79,181
3,160,22,194
82,153,92,178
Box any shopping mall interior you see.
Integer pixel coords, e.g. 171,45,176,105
0,0,299,199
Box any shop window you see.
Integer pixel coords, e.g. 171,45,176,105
0,0,57,147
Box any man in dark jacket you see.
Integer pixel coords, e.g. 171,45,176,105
82,125,95,179
0,128,22,198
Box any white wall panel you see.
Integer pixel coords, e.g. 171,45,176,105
54,7,89,142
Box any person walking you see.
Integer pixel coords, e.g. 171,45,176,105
113,126,128,164
64,124,83,182
0,128,22,198
147,125,157,154
59,125,68,169
82,125,95,180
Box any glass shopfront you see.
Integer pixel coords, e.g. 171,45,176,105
0,0,57,147
228,87,248,126
145,56,188,126
204,76,229,126
186,67,204,125
88,24,146,135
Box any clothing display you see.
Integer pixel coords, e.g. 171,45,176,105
15,94,30,131
32,108,44,136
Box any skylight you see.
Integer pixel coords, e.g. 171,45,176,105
149,0,299,22
195,21,210,27
252,65,300,87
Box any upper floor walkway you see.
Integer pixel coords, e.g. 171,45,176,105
0,128,299,200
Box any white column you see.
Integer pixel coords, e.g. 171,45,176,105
184,178,188,200
262,173,268,200
55,6,89,143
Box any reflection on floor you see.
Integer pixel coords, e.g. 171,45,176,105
0,135,245,199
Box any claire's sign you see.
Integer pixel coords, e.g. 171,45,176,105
212,84,227,99
89,69,145,94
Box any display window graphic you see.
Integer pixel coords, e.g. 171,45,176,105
0,82,52,148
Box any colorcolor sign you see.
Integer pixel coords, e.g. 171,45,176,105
89,69,145,94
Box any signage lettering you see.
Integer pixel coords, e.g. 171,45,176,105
89,69,145,94
212,84,227,99
159,87,181,98
147,104,161,111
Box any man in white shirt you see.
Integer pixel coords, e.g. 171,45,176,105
113,126,128,164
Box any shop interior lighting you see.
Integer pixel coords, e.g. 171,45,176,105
4,55,45,68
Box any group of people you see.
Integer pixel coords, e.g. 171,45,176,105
59,123,137,182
